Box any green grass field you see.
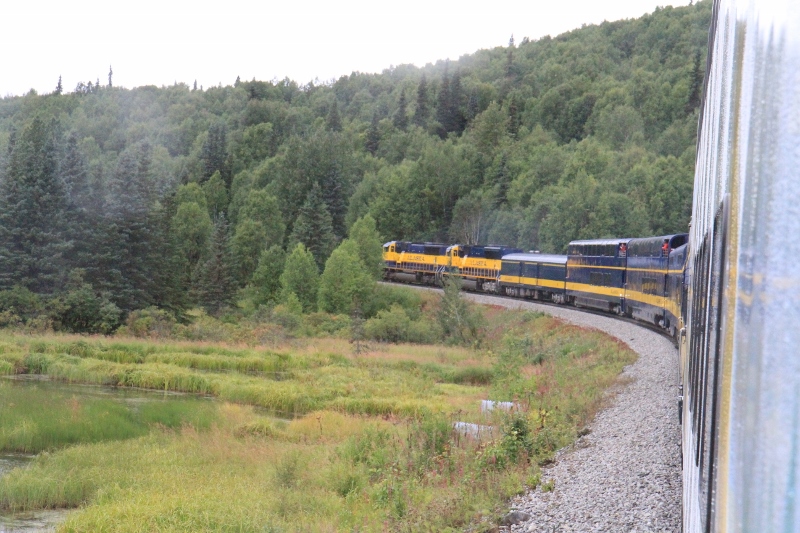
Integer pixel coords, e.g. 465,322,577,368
0,305,636,532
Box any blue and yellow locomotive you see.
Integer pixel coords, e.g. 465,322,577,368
384,234,689,339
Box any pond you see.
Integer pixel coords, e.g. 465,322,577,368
0,454,66,533
0,376,219,532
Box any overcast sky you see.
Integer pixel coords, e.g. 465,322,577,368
2,0,691,98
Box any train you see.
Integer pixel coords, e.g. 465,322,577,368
385,1,800,531
383,233,689,339
682,1,800,531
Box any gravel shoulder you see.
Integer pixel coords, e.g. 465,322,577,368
463,293,682,533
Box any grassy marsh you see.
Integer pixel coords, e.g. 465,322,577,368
0,305,636,531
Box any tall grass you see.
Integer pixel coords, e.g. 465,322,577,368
0,381,219,453
0,303,636,531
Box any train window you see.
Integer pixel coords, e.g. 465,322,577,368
642,277,659,295
500,262,517,276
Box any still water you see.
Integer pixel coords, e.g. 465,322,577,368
0,454,66,533
0,376,215,532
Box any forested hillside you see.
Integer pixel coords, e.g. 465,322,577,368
0,2,712,331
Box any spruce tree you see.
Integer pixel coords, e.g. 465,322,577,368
449,71,466,134
200,123,229,185
687,49,704,112
326,100,343,132
365,113,380,156
289,183,336,269
393,90,409,131
103,142,156,311
60,132,97,275
494,153,511,205
143,201,188,316
320,165,347,240
0,116,69,293
413,74,429,128
193,215,236,315
435,68,452,138
508,97,520,138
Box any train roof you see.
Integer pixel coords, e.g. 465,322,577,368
627,234,689,257
501,253,567,265
568,238,633,246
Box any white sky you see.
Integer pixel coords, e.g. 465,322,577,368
2,0,691,98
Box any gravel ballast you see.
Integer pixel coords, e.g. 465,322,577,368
464,293,682,533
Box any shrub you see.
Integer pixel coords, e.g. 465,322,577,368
361,284,424,320
302,313,350,336
126,308,178,338
364,304,412,343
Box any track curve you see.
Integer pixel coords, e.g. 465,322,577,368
391,284,682,532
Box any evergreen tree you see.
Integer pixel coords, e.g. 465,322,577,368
290,183,336,268
494,153,511,205
393,90,408,131
55,76,63,95
449,71,466,134
103,142,157,311
321,166,347,239
508,97,520,138
466,88,480,123
435,68,451,138
60,132,98,275
365,113,380,156
108,65,113,88
413,74,430,128
279,243,319,313
0,116,69,293
193,215,236,315
145,198,188,316
687,49,704,112
200,123,229,186
506,35,515,77
326,99,342,132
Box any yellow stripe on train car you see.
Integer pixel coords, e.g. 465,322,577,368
624,289,667,309
517,277,566,290
566,282,625,298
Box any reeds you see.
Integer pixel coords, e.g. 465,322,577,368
0,305,636,531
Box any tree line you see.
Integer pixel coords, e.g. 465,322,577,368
0,2,712,332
